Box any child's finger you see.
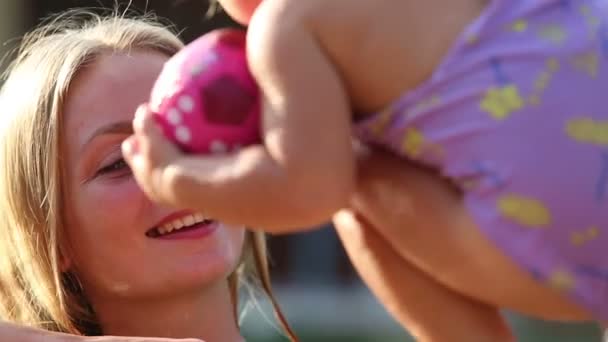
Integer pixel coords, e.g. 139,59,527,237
121,135,139,159
125,103,185,206
131,106,160,148
135,106,171,149
134,104,162,139
122,132,164,202
139,108,161,135
122,135,148,177
133,103,149,132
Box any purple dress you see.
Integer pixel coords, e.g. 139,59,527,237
356,0,608,320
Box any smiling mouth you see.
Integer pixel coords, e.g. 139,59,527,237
146,213,214,238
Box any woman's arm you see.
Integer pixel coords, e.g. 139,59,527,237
333,147,593,323
0,321,203,342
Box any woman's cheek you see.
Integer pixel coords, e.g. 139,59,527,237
88,178,147,219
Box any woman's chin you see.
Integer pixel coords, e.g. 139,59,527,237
129,265,235,299
167,251,241,288
186,257,237,284
128,223,245,297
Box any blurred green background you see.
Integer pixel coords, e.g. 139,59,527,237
0,1,604,341
238,283,603,341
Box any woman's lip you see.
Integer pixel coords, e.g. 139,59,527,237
155,221,219,240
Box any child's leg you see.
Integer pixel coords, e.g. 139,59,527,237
347,149,593,322
334,211,514,342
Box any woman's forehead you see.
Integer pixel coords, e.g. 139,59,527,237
64,51,168,150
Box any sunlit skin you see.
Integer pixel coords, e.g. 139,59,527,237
62,50,245,341
123,0,599,340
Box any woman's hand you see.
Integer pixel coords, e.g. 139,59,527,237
0,321,204,342
333,146,592,324
80,336,202,342
81,337,203,342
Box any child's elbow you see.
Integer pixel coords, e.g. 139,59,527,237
324,167,356,211
290,165,356,226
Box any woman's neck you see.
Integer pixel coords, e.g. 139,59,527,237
92,281,243,342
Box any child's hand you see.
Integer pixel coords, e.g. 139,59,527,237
121,101,344,230
122,104,186,208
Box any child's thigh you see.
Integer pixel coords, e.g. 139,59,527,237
349,150,593,322
333,209,515,342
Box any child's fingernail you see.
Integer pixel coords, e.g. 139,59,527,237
135,103,148,117
133,104,148,125
122,138,139,157
134,114,147,131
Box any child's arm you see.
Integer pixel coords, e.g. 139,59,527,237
127,0,355,232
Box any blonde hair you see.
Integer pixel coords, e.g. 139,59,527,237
0,9,296,340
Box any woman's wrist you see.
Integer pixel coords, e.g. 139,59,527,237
0,321,76,342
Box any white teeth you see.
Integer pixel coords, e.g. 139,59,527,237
172,220,184,230
155,213,208,236
184,215,195,226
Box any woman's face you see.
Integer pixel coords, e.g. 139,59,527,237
61,50,246,301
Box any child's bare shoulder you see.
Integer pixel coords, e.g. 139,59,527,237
249,0,487,112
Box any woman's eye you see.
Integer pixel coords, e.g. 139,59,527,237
98,158,130,176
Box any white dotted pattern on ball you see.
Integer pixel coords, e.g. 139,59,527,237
167,108,182,125
191,64,205,76
191,53,218,76
175,126,192,143
203,52,219,65
178,95,195,113
210,140,228,154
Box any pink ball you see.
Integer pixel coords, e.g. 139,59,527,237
149,28,261,154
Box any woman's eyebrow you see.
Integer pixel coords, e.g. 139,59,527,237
81,121,133,154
